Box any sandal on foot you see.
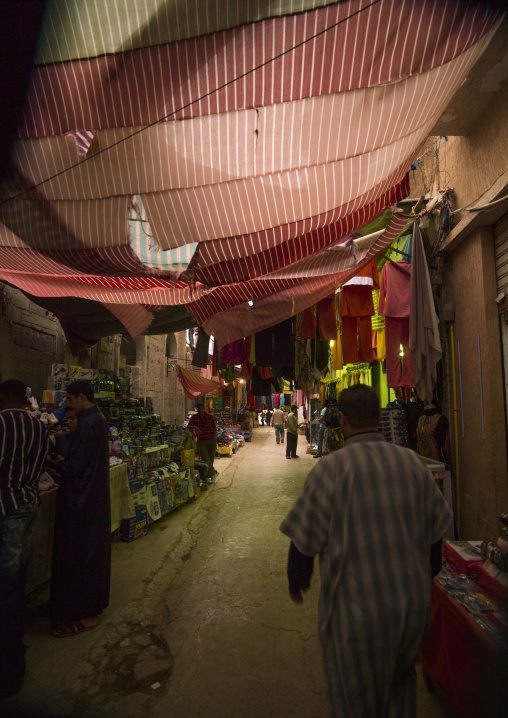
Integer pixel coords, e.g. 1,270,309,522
52,620,97,638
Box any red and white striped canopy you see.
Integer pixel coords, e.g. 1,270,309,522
176,365,221,400
0,0,502,342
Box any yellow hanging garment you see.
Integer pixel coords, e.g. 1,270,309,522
332,301,343,371
250,334,256,364
376,328,386,360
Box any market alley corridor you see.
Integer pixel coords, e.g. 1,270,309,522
6,427,456,718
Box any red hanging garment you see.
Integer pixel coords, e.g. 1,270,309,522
379,261,413,387
317,295,337,341
300,306,317,339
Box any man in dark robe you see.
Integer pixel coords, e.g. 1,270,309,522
48,380,110,637
50,405,78,459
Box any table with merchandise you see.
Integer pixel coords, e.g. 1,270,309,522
419,543,508,718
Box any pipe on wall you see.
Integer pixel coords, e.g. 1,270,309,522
450,323,461,537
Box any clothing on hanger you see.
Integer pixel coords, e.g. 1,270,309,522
379,261,413,387
339,260,379,364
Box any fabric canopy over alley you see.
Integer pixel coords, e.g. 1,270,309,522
0,0,503,349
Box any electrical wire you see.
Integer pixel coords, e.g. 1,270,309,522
451,169,508,213
0,0,381,208
452,193,508,214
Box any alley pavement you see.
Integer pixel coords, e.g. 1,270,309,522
5,427,456,717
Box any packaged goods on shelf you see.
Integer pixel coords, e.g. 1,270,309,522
443,541,485,579
181,449,194,467
51,363,68,378
121,507,148,542
67,365,82,379
146,483,162,524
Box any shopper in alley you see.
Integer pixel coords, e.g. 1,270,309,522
313,400,329,458
48,380,111,637
285,405,299,459
0,379,49,697
187,403,218,482
271,405,286,444
280,384,452,718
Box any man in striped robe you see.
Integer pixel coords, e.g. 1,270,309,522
280,384,451,718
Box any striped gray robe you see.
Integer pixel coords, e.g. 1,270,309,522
280,432,452,718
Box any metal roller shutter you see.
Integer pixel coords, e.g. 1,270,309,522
495,212,508,311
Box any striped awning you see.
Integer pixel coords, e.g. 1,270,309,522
176,365,221,400
0,0,503,342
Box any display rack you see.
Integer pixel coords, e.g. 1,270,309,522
379,408,408,446
309,420,321,453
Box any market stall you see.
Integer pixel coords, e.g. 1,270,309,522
420,551,508,718
25,362,207,593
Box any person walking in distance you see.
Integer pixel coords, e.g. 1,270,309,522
271,406,286,444
286,405,299,459
313,400,329,458
280,384,451,718
48,380,111,637
0,380,49,697
187,403,218,482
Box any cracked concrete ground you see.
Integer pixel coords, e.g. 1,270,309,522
5,428,456,717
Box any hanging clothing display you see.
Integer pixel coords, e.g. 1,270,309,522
315,339,330,373
255,319,294,367
340,260,379,364
332,328,343,372
300,306,317,339
250,366,279,396
409,224,442,404
255,325,275,366
295,313,312,386
220,365,235,382
240,362,253,380
317,296,337,341
273,319,295,367
385,317,414,388
371,288,385,360
191,327,210,368
250,334,256,364
379,261,414,388
416,408,452,465
220,338,248,366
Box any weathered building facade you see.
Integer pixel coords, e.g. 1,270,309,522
410,19,508,539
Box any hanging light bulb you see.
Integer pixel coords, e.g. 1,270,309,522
400,344,404,357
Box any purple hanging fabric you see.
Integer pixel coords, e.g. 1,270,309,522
219,338,248,365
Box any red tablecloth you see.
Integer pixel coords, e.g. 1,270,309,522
419,580,508,718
